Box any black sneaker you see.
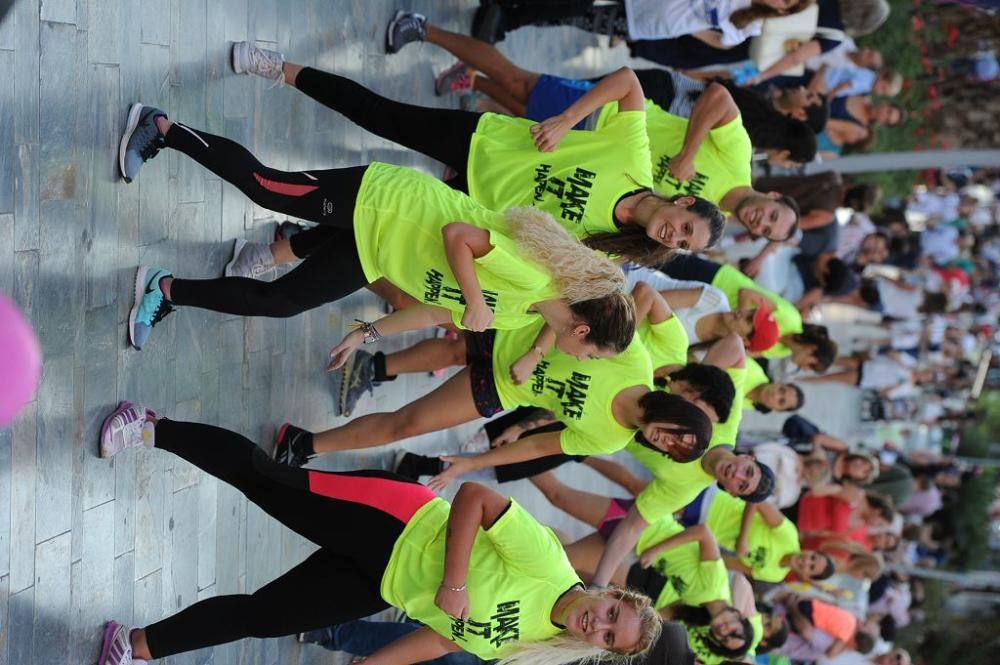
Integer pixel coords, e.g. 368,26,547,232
274,423,313,467
385,10,426,54
393,451,444,480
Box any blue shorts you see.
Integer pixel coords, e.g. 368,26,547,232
526,75,594,129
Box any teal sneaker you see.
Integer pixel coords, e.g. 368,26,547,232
128,266,174,350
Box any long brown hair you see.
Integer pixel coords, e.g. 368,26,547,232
730,0,815,29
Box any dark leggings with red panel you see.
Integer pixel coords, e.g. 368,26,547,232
161,122,370,317
144,419,436,658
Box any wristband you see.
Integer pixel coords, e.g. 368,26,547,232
440,582,467,592
354,319,383,344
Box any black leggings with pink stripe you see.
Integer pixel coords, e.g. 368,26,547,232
162,123,371,317
144,419,435,658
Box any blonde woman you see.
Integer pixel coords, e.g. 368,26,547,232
96,404,662,665
118,106,630,354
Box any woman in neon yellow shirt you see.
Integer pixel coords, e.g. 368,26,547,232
95,404,662,665
274,317,714,472
226,45,727,267
119,110,631,352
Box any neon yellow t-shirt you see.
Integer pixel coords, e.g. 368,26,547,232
353,163,560,330
630,365,745,522
381,498,582,659
493,320,653,455
742,357,769,410
636,517,731,608
598,101,752,210
710,264,804,358
640,315,690,370
467,111,653,239
704,490,801,583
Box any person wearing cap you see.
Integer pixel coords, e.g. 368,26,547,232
624,264,782,355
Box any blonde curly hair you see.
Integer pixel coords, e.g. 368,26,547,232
497,586,661,665
504,207,626,304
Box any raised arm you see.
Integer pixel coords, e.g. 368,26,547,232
592,504,649,586
435,482,512,620
509,324,557,385
327,304,454,370
531,66,645,151
429,430,564,491
584,456,650,496
632,280,674,326
668,82,740,182
703,331,746,370
442,222,496,332
639,523,721,569
749,40,823,85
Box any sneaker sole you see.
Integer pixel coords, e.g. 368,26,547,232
224,238,248,277
99,400,132,458
128,266,152,349
119,102,144,183
274,422,290,461
98,621,124,665
232,41,249,74
385,9,404,54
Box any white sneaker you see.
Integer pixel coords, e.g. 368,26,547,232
460,427,491,454
231,41,285,84
99,402,156,458
224,238,276,279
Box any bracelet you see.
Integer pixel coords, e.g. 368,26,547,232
440,582,467,593
354,319,383,345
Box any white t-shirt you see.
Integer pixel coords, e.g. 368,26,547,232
875,278,923,320
624,265,730,343
626,0,762,44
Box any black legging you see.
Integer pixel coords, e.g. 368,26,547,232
144,419,429,657
294,67,481,190
160,122,370,317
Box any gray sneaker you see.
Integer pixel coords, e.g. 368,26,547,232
224,238,276,278
231,41,285,84
385,11,426,54
339,349,376,417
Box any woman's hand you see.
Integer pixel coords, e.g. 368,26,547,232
428,456,471,492
490,425,523,448
435,584,471,621
327,329,365,371
509,351,540,385
667,152,696,182
531,115,572,152
461,298,494,332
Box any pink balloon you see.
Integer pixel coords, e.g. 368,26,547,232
0,293,41,427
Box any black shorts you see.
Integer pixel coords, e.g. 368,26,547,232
464,331,504,417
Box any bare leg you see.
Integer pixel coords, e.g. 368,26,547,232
530,471,614,528
131,629,152,660
798,368,860,385
563,533,629,586
312,367,480,454
384,336,467,375
474,77,528,117
424,23,540,105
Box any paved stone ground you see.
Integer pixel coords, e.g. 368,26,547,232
0,3,864,663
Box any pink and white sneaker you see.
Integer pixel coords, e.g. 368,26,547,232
99,402,157,458
98,620,146,665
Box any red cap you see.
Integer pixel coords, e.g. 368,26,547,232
748,307,780,353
